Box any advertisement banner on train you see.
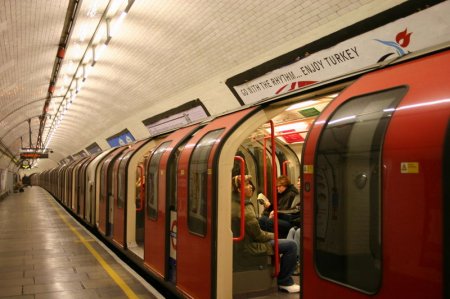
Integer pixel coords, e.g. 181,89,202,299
233,1,450,105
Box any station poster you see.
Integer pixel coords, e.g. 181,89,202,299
106,129,135,148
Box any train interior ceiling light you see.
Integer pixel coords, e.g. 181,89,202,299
41,0,135,155
262,94,338,144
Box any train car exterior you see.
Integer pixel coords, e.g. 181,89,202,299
36,46,450,298
86,148,115,226
302,47,449,298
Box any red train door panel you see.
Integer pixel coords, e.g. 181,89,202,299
98,147,126,236
176,108,257,299
74,157,90,215
66,162,76,209
79,154,98,219
113,140,146,248
302,50,450,299
144,125,199,280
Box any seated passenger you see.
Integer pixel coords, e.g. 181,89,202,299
287,226,300,275
258,176,299,238
232,175,300,293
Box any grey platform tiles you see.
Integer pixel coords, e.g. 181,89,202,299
0,187,162,299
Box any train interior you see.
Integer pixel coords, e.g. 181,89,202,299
124,139,159,258
217,90,340,297
238,93,337,210
226,83,412,297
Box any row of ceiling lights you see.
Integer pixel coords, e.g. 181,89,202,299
42,0,135,152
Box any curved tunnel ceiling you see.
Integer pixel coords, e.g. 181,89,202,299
1,0,406,170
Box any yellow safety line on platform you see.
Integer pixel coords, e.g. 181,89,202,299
48,199,139,299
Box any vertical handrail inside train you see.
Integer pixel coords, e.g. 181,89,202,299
233,156,246,242
263,137,268,195
136,164,144,212
282,160,290,176
269,120,279,277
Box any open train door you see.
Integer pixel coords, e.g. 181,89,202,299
98,147,126,236
78,154,99,219
73,156,90,214
176,108,258,299
112,140,147,248
302,50,450,299
85,148,114,227
143,125,199,281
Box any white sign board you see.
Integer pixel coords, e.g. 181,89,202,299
234,1,450,104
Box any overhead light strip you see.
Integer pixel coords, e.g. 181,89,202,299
43,0,135,151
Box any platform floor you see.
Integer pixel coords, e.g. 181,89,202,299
0,186,163,299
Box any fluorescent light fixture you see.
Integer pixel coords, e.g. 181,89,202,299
109,0,127,17
82,64,87,81
286,100,318,111
92,44,107,65
78,24,89,42
277,121,310,132
63,74,70,86
87,1,99,18
265,121,310,135
76,78,84,93
110,12,127,38
68,60,75,74
73,42,83,57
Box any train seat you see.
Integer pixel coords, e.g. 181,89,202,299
233,253,276,297
232,219,276,296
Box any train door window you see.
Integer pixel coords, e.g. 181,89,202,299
117,152,131,209
147,141,171,220
188,129,224,236
136,164,145,212
168,141,189,211
314,87,406,293
100,165,106,202
79,165,86,201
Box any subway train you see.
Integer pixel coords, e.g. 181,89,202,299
33,44,450,298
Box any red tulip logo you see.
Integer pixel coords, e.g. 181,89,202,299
396,29,412,48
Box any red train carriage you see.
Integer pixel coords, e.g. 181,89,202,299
36,46,450,298
302,49,450,298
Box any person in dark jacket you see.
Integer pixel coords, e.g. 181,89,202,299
258,175,299,237
232,175,299,293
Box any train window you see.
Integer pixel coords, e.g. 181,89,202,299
314,87,406,293
147,141,171,220
100,164,107,202
117,150,135,209
188,129,224,236
168,141,188,211
107,164,114,199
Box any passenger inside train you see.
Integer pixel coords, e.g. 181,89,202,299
231,174,300,293
258,175,299,238
135,162,145,246
287,225,301,275
285,176,302,275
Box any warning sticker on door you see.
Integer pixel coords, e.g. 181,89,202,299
400,162,419,174
303,165,314,174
